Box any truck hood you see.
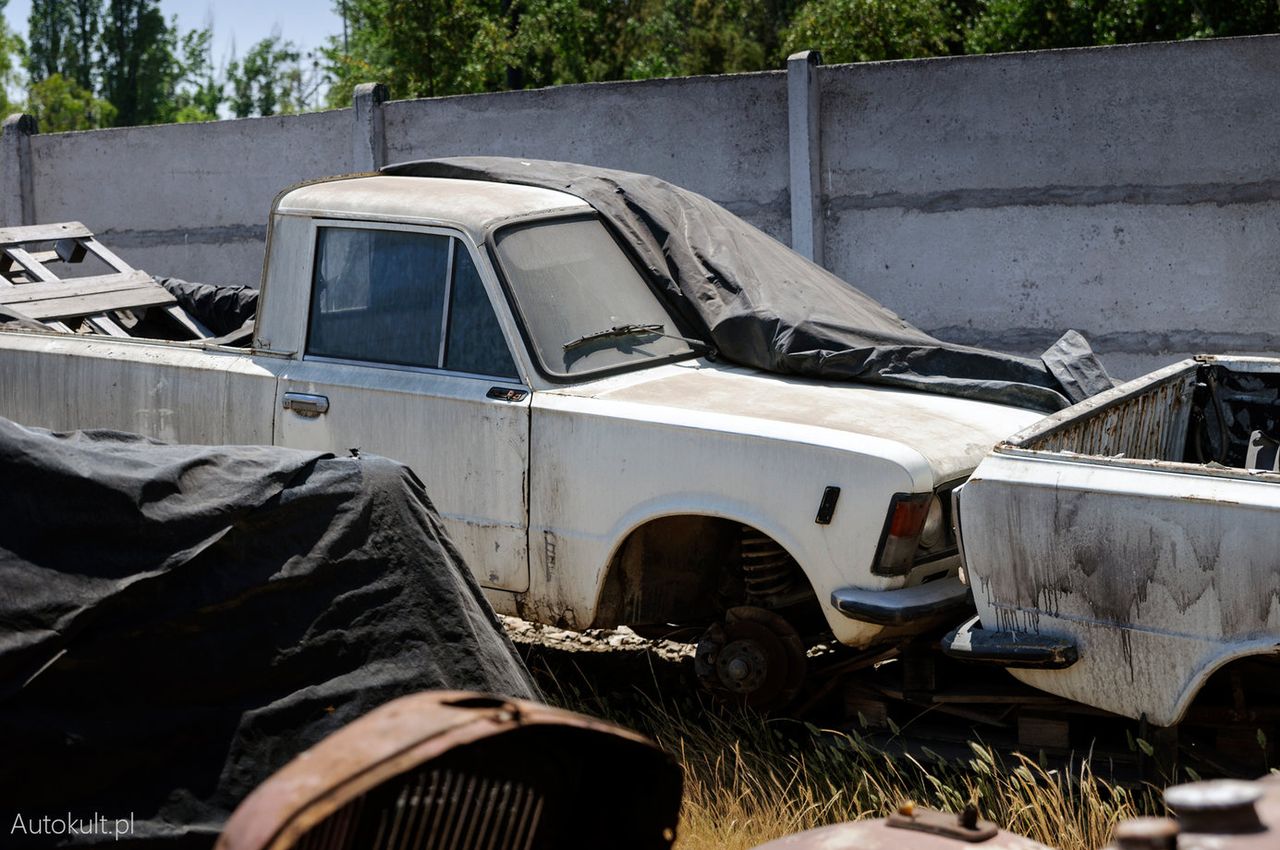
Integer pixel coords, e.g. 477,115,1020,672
553,363,1046,485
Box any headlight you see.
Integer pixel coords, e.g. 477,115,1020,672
919,496,945,549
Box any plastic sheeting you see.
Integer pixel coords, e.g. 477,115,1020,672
384,157,1114,412
0,419,537,848
154,276,258,337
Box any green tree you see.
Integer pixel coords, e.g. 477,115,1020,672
965,0,1280,54
28,0,99,89
333,0,788,100
227,34,321,117
99,0,177,126
326,0,513,103
27,0,72,82
66,0,100,89
172,27,221,121
26,72,116,130
0,18,20,116
781,0,956,62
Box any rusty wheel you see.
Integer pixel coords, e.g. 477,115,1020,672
695,606,807,711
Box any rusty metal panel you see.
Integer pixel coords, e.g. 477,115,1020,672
1110,776,1280,850
1018,368,1197,462
217,691,682,850
749,810,1054,850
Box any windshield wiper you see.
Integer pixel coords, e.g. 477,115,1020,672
563,322,717,356
563,323,659,351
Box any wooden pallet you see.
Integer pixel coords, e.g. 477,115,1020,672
0,221,211,339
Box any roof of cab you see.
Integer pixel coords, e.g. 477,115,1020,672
274,174,590,239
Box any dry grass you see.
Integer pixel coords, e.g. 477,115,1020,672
548,682,1160,850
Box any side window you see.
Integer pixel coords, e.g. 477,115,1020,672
307,227,449,367
444,242,519,379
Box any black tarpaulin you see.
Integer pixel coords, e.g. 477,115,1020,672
154,276,259,336
0,419,537,848
383,157,1113,412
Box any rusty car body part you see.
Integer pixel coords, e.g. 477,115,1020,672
1111,818,1178,850
887,804,998,842
1107,775,1280,850
749,807,1054,850
216,691,682,850
1165,778,1271,838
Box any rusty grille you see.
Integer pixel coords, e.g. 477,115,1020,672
218,693,682,850
294,768,545,850
1020,371,1197,461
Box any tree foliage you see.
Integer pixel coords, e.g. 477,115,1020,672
99,0,179,126
2,0,1280,128
965,0,1280,53
326,0,811,102
782,0,956,62
227,35,319,118
318,0,1280,107
27,0,72,82
27,73,116,131
171,27,221,123
325,0,511,104
0,0,23,115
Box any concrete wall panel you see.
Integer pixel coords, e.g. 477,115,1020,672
818,36,1280,376
382,73,791,240
29,109,350,284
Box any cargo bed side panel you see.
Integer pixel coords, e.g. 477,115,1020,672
0,332,278,445
963,452,1280,725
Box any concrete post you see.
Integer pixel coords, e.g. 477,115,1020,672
787,51,823,266
1,113,37,226
352,83,389,172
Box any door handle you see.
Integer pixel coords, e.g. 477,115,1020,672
486,387,529,402
282,392,330,417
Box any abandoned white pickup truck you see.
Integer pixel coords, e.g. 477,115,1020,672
950,355,1280,730
0,164,1057,707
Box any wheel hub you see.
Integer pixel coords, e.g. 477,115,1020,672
695,606,807,710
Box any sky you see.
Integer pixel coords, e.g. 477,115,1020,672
3,0,346,74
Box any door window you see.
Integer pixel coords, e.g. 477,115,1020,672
444,240,519,379
307,227,518,380
308,227,448,368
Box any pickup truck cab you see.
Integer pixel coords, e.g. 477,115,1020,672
0,172,1042,706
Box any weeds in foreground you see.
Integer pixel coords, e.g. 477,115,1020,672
541,674,1159,850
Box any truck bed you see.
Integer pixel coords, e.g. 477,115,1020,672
1009,355,1280,476
954,355,1280,727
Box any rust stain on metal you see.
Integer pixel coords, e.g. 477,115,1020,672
1022,371,1196,461
217,691,682,850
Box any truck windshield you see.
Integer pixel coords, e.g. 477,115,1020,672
493,216,696,378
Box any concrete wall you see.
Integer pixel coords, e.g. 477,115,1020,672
3,34,1278,377
817,35,1280,377
383,72,791,240
28,109,351,287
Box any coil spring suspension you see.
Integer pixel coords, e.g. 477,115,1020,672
741,527,798,603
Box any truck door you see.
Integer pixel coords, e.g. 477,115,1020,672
274,221,530,592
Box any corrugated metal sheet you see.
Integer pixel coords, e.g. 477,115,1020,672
1019,371,1197,461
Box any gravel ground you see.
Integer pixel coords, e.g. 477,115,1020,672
500,615,694,660
500,615,696,698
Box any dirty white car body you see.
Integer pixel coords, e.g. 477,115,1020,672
0,174,1042,698
952,355,1280,727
